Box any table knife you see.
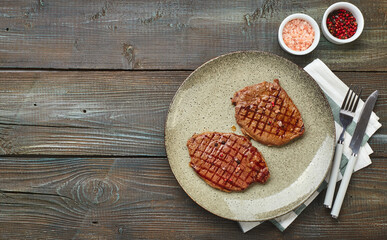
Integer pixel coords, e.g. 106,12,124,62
331,90,378,218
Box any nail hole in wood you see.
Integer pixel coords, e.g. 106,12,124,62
92,221,98,224
82,109,87,113
5,28,9,31
33,103,37,106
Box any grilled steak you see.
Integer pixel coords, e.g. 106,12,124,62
187,132,269,192
231,79,305,146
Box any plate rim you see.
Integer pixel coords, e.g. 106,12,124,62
164,50,335,221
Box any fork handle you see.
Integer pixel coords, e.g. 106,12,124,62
323,142,344,208
331,153,358,218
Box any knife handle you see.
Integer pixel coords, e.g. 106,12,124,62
324,142,344,208
331,153,358,218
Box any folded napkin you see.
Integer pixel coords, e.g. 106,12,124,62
239,59,382,232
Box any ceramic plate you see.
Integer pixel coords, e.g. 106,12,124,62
165,51,335,221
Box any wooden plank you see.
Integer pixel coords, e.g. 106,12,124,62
0,70,385,156
0,0,386,71
0,156,385,239
0,70,185,156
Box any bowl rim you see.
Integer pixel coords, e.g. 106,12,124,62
321,2,364,43
278,13,320,55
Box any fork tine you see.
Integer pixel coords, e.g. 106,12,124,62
347,86,358,111
341,85,352,109
352,87,362,112
344,86,356,110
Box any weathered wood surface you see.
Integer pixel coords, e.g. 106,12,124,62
0,70,385,157
0,71,183,156
0,157,385,239
0,0,386,71
0,0,386,238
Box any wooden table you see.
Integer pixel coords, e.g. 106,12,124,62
0,1,385,239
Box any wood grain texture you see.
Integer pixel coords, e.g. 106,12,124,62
0,0,385,238
0,70,385,157
0,156,385,239
0,157,261,240
0,0,386,71
0,70,185,156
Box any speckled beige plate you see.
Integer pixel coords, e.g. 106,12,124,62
165,51,335,221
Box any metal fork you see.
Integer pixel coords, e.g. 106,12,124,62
324,85,362,208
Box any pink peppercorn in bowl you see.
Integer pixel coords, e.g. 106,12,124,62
278,13,320,55
322,2,364,45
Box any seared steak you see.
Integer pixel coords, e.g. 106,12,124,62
187,132,269,192
231,79,305,146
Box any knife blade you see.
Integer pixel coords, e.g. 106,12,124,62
331,90,378,218
349,90,379,154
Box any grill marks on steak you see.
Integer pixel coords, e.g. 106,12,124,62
187,132,269,192
231,79,305,146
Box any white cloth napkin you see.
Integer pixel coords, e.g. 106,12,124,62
238,59,382,232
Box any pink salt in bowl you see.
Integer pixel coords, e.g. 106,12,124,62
278,13,320,55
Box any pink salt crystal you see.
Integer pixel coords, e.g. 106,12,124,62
282,19,315,51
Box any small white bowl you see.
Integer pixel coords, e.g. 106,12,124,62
321,2,364,44
278,13,320,55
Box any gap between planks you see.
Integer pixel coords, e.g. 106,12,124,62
0,68,386,73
